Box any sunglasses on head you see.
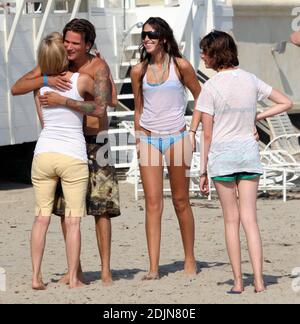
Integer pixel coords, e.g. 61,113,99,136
141,31,160,40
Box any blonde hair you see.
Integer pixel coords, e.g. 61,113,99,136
38,32,69,75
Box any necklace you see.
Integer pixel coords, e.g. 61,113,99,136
150,54,169,85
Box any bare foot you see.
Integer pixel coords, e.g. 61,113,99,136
32,280,47,290
142,272,159,280
69,280,85,289
229,279,244,294
184,260,197,276
101,273,113,286
58,271,85,285
254,280,266,293
58,273,70,285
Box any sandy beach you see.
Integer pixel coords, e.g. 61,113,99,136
0,180,299,304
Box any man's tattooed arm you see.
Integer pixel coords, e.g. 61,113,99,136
39,61,112,116
65,61,112,117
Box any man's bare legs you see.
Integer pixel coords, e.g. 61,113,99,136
58,216,84,285
237,178,266,292
31,214,50,290
214,181,243,292
139,140,164,279
165,134,196,275
95,214,112,285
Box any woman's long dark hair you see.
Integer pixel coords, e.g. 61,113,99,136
138,17,184,97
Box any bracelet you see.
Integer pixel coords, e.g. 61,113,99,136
200,171,207,177
189,129,197,134
43,74,48,87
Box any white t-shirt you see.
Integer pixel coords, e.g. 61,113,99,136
197,68,272,177
34,73,87,162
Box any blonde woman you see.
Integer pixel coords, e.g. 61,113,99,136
30,33,95,289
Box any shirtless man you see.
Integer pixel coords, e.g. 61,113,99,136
11,19,121,285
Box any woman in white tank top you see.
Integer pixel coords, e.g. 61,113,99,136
195,30,293,294
30,33,95,290
131,17,201,280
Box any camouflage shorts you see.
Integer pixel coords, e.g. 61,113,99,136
53,136,121,218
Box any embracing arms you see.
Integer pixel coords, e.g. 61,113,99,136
11,66,72,95
39,60,112,117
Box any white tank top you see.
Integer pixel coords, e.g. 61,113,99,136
140,59,187,133
34,73,87,161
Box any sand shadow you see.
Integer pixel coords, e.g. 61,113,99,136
51,268,145,284
51,261,228,284
111,268,145,281
217,272,287,290
51,271,101,285
158,260,228,278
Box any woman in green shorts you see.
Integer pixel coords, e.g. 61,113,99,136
193,31,293,294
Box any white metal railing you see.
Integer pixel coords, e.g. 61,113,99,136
128,0,179,9
107,111,135,169
2,0,83,60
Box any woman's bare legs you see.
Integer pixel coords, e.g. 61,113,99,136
165,134,196,275
59,214,112,286
139,140,164,279
214,181,243,292
64,216,84,288
58,216,84,285
31,214,51,290
237,178,265,292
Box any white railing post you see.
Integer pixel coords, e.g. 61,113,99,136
283,169,287,202
34,0,55,58
5,0,26,60
70,0,82,20
173,0,193,45
205,0,215,34
192,2,204,70
3,0,26,145
129,0,136,9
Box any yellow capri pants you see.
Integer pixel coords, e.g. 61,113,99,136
31,152,89,217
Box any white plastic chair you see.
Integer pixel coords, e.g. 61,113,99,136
259,147,300,201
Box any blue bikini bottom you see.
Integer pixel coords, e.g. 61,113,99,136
140,131,188,154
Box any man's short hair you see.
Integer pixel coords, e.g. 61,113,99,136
63,18,96,49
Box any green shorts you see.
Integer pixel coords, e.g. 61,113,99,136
212,172,262,182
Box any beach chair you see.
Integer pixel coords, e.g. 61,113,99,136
259,144,300,201
258,107,300,159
